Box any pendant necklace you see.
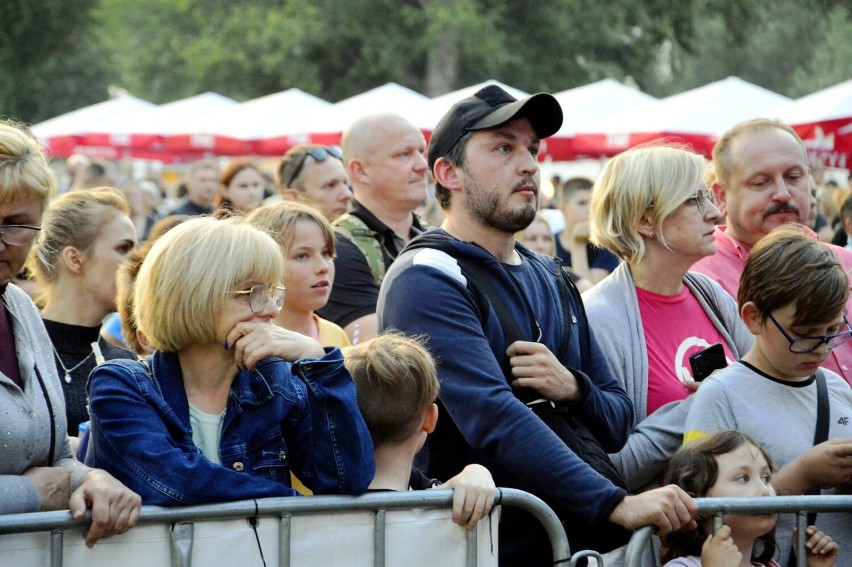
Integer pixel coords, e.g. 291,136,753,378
50,342,94,384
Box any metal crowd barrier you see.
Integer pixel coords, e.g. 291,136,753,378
0,488,574,567
624,494,852,567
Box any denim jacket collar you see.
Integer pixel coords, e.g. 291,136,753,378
151,351,278,429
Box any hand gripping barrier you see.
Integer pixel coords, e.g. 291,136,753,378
624,494,852,567
0,488,576,567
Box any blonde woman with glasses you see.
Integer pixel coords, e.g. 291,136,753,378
84,217,374,505
583,145,754,494
0,119,140,545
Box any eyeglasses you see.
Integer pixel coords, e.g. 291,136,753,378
685,188,716,216
283,146,343,188
230,284,287,313
766,312,852,353
0,224,41,246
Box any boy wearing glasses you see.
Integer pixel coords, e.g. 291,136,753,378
684,223,852,560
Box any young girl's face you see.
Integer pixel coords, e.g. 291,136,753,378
707,442,776,539
523,219,554,255
282,220,335,313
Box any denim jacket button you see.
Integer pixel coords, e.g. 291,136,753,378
278,450,287,462
233,461,245,472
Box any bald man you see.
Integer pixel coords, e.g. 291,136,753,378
316,114,430,343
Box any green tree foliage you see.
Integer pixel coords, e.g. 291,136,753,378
0,0,113,124
645,0,850,98
5,0,850,124
89,0,703,103
791,6,852,96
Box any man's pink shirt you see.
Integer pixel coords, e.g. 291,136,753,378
691,225,852,386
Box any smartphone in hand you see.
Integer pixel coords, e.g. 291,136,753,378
689,343,727,381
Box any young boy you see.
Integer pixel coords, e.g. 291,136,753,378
343,333,495,530
555,177,619,284
683,224,852,559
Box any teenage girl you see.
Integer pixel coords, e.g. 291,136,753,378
247,201,350,347
662,430,838,567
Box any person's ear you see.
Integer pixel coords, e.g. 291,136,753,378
636,212,655,240
711,181,728,218
421,402,439,434
348,158,369,186
740,301,763,336
61,246,85,275
137,329,155,355
433,158,462,193
281,188,305,203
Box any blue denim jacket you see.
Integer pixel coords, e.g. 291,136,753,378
85,348,374,506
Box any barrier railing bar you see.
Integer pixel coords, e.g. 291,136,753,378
625,495,852,567
0,488,570,566
466,524,477,567
170,522,193,567
374,509,386,567
795,512,807,567
279,512,291,567
569,549,605,566
51,528,63,567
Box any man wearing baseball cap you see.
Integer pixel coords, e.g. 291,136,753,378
377,85,696,564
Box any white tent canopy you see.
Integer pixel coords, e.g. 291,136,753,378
280,82,430,137
553,79,658,137
179,88,332,140
31,95,157,140
587,76,792,136
773,79,852,124
96,92,239,136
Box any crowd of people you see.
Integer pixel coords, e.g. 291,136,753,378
1,83,850,567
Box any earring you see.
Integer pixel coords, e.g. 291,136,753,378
648,231,655,239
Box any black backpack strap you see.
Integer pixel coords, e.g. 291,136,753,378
786,370,829,567
814,370,830,445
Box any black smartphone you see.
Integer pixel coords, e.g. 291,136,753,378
689,343,727,381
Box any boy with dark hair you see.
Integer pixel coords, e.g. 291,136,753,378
685,223,852,560
344,333,495,529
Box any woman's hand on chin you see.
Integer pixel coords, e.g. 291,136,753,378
226,322,324,370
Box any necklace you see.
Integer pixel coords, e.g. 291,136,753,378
50,342,94,384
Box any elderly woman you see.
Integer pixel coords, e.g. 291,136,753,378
28,187,138,439
583,145,754,491
85,217,374,505
0,119,140,545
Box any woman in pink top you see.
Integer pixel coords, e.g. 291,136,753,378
583,144,754,493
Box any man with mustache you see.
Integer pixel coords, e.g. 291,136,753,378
378,85,697,565
692,118,852,385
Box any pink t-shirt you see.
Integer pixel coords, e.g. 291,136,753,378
693,225,852,386
637,285,734,415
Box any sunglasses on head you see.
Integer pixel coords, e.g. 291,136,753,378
284,146,343,187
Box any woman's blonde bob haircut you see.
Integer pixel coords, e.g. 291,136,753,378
590,144,708,264
135,217,284,353
0,119,56,207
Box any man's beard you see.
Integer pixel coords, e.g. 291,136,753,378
462,169,538,234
